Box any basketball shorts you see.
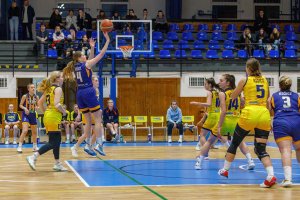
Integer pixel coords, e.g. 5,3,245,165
212,115,239,136
43,111,62,133
22,112,37,126
202,112,219,132
77,87,100,113
273,115,300,143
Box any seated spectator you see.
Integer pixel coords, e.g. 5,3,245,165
4,104,20,144
70,104,83,143
155,10,168,33
103,99,119,139
269,27,281,51
77,8,92,31
126,9,138,32
62,104,71,143
52,25,65,59
78,34,91,58
255,28,268,55
238,28,254,57
65,9,78,31
8,0,20,40
97,10,106,20
142,8,149,20
254,9,270,33
49,8,63,29
65,28,77,58
166,100,183,143
36,23,48,57
111,11,122,30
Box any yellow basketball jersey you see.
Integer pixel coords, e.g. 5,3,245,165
207,90,220,113
224,89,240,116
243,76,269,107
45,86,64,115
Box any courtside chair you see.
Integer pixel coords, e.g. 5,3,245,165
150,116,166,141
76,31,86,40
118,116,135,141
134,116,150,142
182,116,198,141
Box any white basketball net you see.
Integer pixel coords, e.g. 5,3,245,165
119,46,134,58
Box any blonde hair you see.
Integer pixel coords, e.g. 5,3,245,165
63,51,82,82
246,58,261,76
37,71,61,93
279,76,292,91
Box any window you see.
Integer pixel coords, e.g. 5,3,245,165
297,78,300,93
212,5,237,18
57,3,85,18
189,77,204,87
103,77,108,88
255,6,280,19
100,0,128,18
266,77,274,87
0,77,8,88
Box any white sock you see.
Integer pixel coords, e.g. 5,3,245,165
179,135,183,139
18,143,22,147
96,137,103,146
197,155,205,163
33,143,37,148
168,136,171,140
245,153,252,162
266,166,274,177
66,134,70,140
283,166,292,181
224,160,232,171
224,141,230,148
33,152,39,160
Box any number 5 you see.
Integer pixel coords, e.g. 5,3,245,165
256,85,265,98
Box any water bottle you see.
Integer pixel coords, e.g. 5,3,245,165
147,133,152,143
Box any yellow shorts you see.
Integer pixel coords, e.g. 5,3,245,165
238,106,271,132
43,111,62,133
212,115,239,136
202,112,220,132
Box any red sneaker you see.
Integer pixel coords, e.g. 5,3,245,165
260,176,277,188
218,169,228,178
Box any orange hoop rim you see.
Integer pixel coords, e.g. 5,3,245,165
119,46,134,58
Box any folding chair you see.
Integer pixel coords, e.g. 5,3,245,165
150,116,166,141
182,116,198,141
134,116,150,142
118,116,134,141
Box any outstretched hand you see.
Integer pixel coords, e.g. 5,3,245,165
103,32,110,42
89,38,95,47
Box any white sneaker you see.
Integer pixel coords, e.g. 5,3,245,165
247,160,255,170
33,146,39,152
281,180,292,187
71,146,78,158
178,137,183,143
17,146,22,153
13,141,17,145
195,161,202,170
5,140,9,145
53,162,68,172
26,155,36,171
65,140,70,144
204,156,209,160
168,138,172,143
195,143,201,150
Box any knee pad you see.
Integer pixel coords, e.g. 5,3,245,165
254,141,269,160
227,124,249,155
254,128,269,139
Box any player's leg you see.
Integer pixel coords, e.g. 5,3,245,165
13,125,18,144
196,128,210,150
18,123,29,152
277,139,293,187
64,122,71,143
239,141,255,170
92,109,105,156
31,124,38,151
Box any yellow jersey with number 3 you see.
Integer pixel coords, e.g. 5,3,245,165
243,76,269,107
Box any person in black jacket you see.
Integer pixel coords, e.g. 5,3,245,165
77,9,92,31
8,1,20,40
103,99,119,138
238,28,254,57
49,8,63,29
254,10,270,33
21,0,35,40
255,28,268,55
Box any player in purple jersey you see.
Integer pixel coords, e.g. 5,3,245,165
269,76,300,187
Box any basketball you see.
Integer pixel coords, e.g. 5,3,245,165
100,19,113,33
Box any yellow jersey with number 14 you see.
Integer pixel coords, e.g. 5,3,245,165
243,76,269,107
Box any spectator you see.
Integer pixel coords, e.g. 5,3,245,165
70,104,83,143
49,8,63,29
4,104,20,145
103,99,119,140
65,9,78,31
126,9,138,20
254,9,270,33
77,8,92,31
62,104,71,144
142,8,149,20
65,28,77,58
255,28,268,55
111,11,122,30
155,10,168,33
52,25,65,59
238,28,254,57
21,0,35,40
125,9,138,32
8,0,20,40
166,100,183,143
36,23,48,57
269,27,281,51
78,34,91,58
97,10,106,20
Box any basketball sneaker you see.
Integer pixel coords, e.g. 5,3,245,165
17,146,22,153
71,146,78,158
84,146,97,157
194,160,202,170
195,143,201,150
65,140,70,144
281,180,292,188
178,137,183,143
13,140,17,145
53,162,68,172
247,159,255,170
260,176,277,188
94,144,106,156
33,146,39,152
26,155,36,171
218,168,229,178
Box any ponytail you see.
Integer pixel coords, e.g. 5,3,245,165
37,78,51,93
63,51,82,82
206,77,220,91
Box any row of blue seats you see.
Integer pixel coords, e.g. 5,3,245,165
47,49,297,59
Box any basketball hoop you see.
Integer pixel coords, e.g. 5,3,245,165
119,46,134,58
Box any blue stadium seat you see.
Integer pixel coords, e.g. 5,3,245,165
212,24,223,31
269,50,279,58
169,23,180,32
162,40,174,49
208,40,220,50
62,30,70,38
223,40,235,49
47,49,58,58
123,30,133,36
167,32,179,41
36,23,41,30
286,32,297,41
193,40,206,49
226,24,237,31
237,50,248,59
284,24,294,33
178,40,189,49
212,31,223,40
153,31,164,41
110,31,117,41
196,31,208,41
76,31,86,40
175,50,187,59
222,50,234,59
253,50,265,58
115,52,123,59
134,40,143,50
182,32,194,41
270,24,280,31
91,31,97,40
206,50,219,59
198,24,209,31
159,50,171,59
47,29,54,40
143,52,155,59
152,40,159,50
190,50,203,59
284,50,297,58
240,24,249,31
227,32,238,41
285,41,297,50
183,24,194,32
137,29,147,41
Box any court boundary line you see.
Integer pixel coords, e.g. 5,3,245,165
65,161,90,188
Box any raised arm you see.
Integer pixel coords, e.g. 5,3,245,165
231,78,246,99
88,38,95,60
86,32,110,69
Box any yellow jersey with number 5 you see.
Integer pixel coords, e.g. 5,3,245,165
243,76,269,107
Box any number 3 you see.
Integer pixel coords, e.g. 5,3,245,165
282,96,291,108
256,85,265,98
